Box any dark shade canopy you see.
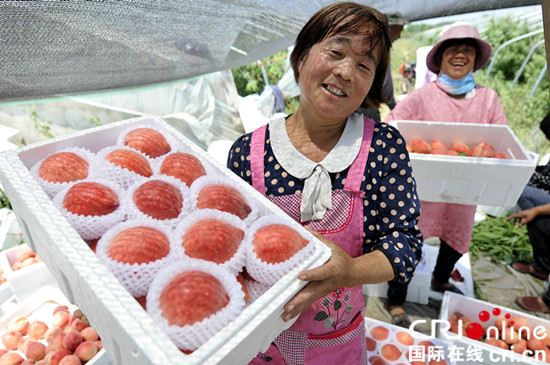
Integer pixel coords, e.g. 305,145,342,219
0,0,540,103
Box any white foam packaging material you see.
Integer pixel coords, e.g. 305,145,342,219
0,115,332,365
0,244,57,302
389,120,537,207
438,291,550,365
365,316,457,365
363,245,431,305
0,285,110,364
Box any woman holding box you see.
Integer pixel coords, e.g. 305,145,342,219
227,3,423,364
384,24,508,326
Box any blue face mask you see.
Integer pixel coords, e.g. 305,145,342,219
436,72,476,96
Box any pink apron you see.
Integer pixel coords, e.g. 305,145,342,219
248,117,374,365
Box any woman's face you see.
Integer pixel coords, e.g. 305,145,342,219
297,31,378,121
439,43,477,80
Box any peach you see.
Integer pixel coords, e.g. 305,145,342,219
94,341,103,352
365,336,376,351
15,247,35,263
123,128,171,158
527,337,547,352
53,310,71,328
105,149,153,177
107,226,171,264
410,138,431,154
28,321,49,340
406,144,413,152
35,361,47,365
74,341,98,362
458,315,471,330
484,338,501,347
17,337,29,353
159,271,229,326
21,361,34,365
450,311,463,322
2,331,21,351
80,327,99,342
445,150,459,156
430,149,446,155
0,352,24,365
368,356,388,365
53,305,69,315
183,219,244,264
133,180,183,220
253,224,308,264
47,333,66,352
70,318,89,333
380,343,401,361
469,142,495,158
159,153,206,186
430,140,447,151
494,152,507,159
511,339,528,354
58,355,82,365
25,341,46,362
49,349,72,365
0,352,6,359
502,327,520,345
196,184,251,220
418,340,435,351
370,325,389,341
20,257,39,269
395,331,414,346
62,182,119,216
448,319,460,334
429,359,448,365
494,315,509,331
541,329,550,347
510,316,531,336
8,316,29,335
450,142,469,154
62,330,83,352
38,152,89,183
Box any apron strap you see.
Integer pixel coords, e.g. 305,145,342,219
344,117,375,192
250,124,267,195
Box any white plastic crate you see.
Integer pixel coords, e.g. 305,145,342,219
439,291,550,365
390,120,537,207
0,285,110,364
0,243,57,302
0,115,332,365
365,316,457,365
363,245,431,305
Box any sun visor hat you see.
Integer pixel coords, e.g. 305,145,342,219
426,24,492,73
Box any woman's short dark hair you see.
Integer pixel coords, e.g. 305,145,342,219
541,112,550,140
289,2,391,109
432,38,481,72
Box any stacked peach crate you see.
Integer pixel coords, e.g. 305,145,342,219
0,116,331,365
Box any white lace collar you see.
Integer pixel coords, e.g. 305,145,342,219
269,113,364,221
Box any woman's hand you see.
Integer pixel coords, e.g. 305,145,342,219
281,227,394,322
281,228,355,322
507,208,538,227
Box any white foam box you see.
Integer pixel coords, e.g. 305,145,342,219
389,120,537,207
0,285,110,364
0,243,57,302
363,245,431,305
0,115,332,365
365,316,457,365
438,291,550,365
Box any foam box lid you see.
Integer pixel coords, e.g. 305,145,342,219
0,115,332,365
439,291,550,365
389,120,537,207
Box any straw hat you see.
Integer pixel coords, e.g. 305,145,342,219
426,24,492,73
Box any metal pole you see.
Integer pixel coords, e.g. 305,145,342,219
529,63,548,98
511,39,545,88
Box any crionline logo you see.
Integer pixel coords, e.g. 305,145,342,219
408,307,549,363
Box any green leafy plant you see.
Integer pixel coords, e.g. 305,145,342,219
0,188,11,210
470,216,533,265
85,115,102,127
24,106,55,140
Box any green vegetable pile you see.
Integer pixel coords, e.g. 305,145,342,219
470,216,533,265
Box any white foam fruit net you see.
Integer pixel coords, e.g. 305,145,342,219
174,209,247,276
96,219,182,297
146,260,245,351
30,147,96,199
243,214,316,286
52,178,126,240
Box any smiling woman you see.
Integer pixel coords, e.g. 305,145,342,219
227,2,424,364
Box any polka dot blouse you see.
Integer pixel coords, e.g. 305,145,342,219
227,121,423,283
